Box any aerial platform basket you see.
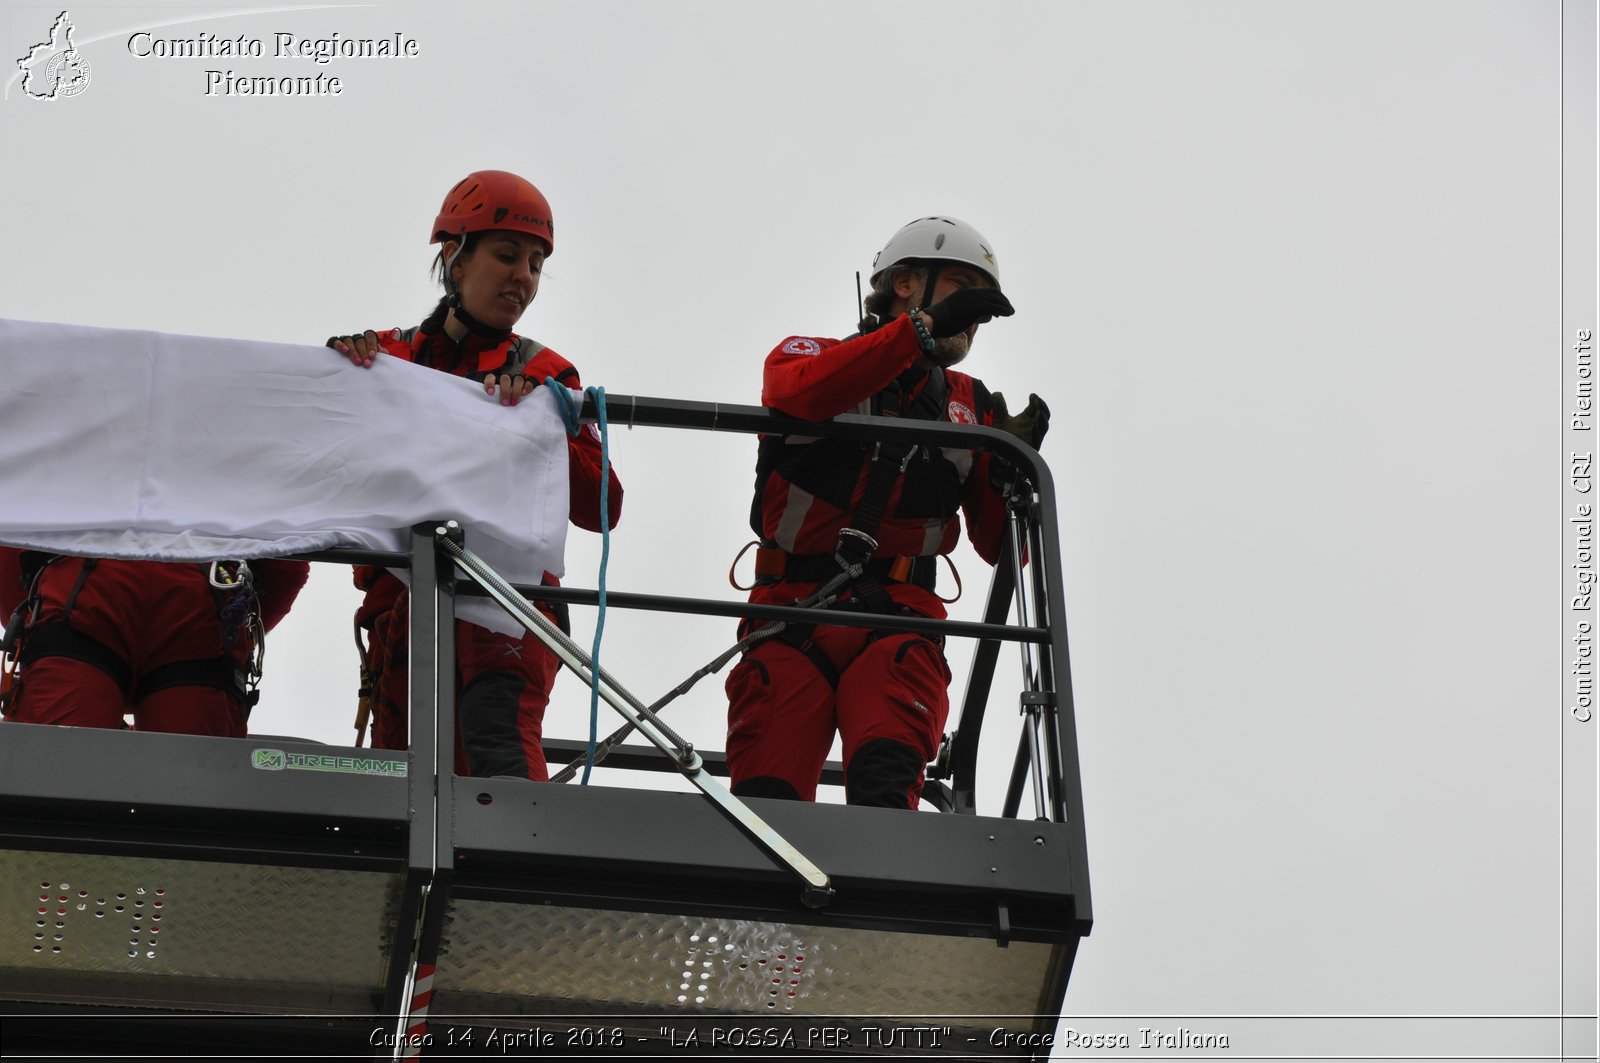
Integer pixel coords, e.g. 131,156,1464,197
0,396,1091,1059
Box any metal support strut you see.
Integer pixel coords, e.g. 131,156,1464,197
1005,495,1053,822
434,525,835,907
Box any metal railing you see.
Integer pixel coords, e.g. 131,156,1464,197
0,392,1092,1058
389,393,1092,906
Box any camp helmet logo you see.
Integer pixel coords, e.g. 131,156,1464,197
512,211,552,237
252,748,286,771
17,11,92,101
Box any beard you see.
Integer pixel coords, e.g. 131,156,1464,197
930,332,970,367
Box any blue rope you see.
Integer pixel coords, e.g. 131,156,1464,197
545,379,609,785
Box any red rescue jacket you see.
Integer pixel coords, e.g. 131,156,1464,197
749,314,1010,619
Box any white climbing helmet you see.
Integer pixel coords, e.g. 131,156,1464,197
869,216,1000,288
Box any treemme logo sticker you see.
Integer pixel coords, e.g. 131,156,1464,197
251,748,407,778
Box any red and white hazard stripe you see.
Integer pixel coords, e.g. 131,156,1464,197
402,963,434,1058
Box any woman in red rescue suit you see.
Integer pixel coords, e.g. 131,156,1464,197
727,217,1049,809
328,170,622,780
0,552,308,736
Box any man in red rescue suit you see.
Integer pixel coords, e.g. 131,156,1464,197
329,170,622,780
0,551,308,737
726,216,1049,809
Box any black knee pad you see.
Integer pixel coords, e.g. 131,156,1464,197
459,671,530,779
846,738,926,809
731,776,802,801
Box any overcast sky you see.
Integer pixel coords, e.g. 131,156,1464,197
1,1,1593,1058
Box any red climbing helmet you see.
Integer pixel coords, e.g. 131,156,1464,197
431,170,554,255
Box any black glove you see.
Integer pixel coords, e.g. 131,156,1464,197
991,391,1050,449
923,287,1014,338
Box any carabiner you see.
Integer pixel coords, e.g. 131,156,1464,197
208,559,253,590
727,540,761,591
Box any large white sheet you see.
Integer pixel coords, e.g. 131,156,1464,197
0,317,573,635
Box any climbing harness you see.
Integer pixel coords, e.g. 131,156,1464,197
0,553,53,715
558,368,961,780
0,555,265,715
0,556,125,713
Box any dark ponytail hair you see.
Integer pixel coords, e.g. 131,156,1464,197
425,231,484,320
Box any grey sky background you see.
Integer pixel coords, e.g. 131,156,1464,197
0,0,1590,1057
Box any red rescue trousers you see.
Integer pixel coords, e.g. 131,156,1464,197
725,623,951,808
362,587,560,780
6,559,265,737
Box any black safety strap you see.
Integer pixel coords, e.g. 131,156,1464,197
772,625,842,689
859,367,949,519
136,656,259,712
16,621,133,695
918,264,943,322
833,368,950,612
59,557,97,625
762,552,938,592
16,551,56,588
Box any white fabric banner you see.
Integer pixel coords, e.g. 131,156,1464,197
0,317,573,636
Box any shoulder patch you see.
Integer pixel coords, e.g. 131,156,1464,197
781,337,822,356
947,400,977,425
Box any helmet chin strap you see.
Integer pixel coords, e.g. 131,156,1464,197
918,264,943,317
445,295,513,341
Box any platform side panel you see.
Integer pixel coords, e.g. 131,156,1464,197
0,851,403,1014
